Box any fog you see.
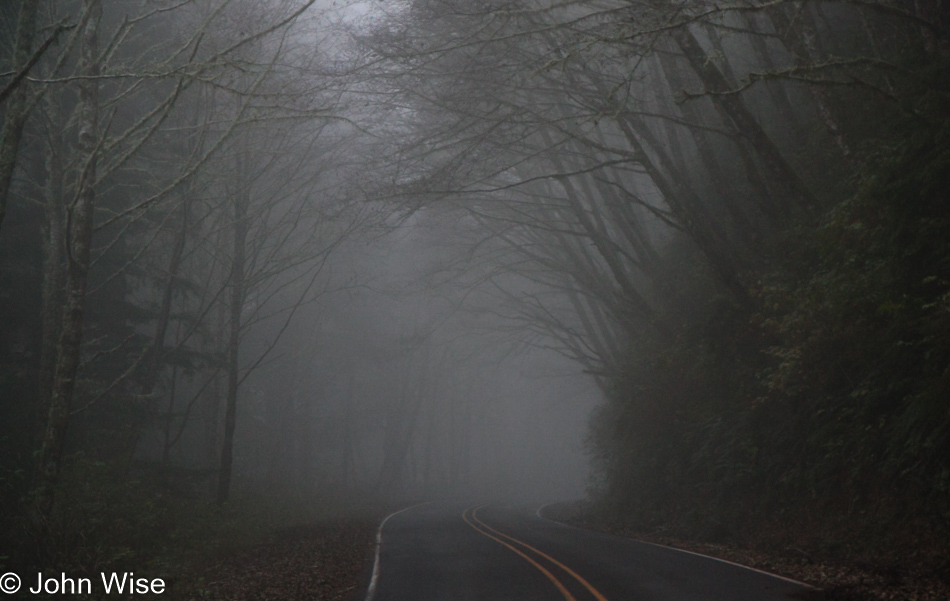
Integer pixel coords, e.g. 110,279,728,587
2,0,947,586
184,208,601,503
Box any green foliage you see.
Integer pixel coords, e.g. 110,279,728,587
589,117,950,565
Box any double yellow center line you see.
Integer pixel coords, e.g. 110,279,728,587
461,505,609,601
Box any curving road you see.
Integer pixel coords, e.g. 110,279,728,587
365,502,820,601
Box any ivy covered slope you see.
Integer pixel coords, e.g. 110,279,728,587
589,70,950,568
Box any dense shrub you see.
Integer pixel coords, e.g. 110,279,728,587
589,116,950,566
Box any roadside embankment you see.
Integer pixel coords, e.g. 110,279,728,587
541,501,950,601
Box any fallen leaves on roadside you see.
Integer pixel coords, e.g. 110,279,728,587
546,503,950,601
183,520,376,601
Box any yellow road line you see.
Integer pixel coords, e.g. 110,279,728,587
462,507,577,601
470,505,610,601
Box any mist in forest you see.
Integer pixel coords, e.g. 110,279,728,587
130,213,600,503
2,0,949,588
0,0,604,511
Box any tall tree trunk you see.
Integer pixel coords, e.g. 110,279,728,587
217,171,248,505
743,13,806,139
134,197,191,465
652,53,767,245
204,227,230,474
36,96,67,452
0,0,39,233
586,126,670,287
295,396,316,496
614,115,748,303
34,0,100,518
538,131,660,328
377,364,427,494
768,6,854,166
564,284,622,376
161,365,179,465
670,25,818,217
144,197,190,394
422,400,435,496
205,375,221,475
623,112,738,262
340,375,355,489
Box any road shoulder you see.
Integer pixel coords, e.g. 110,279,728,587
539,501,950,601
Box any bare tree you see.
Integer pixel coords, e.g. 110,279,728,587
34,0,101,517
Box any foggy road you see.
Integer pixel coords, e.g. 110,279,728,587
366,503,817,601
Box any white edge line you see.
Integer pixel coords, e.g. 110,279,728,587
631,538,817,589
533,502,816,590
535,502,556,520
364,501,432,601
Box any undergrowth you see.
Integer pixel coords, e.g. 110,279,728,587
588,114,950,573
0,457,375,599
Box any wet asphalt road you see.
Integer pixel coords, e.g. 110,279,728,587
367,502,818,601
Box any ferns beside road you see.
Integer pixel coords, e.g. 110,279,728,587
588,113,950,570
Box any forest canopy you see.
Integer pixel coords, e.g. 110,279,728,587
1,0,949,592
